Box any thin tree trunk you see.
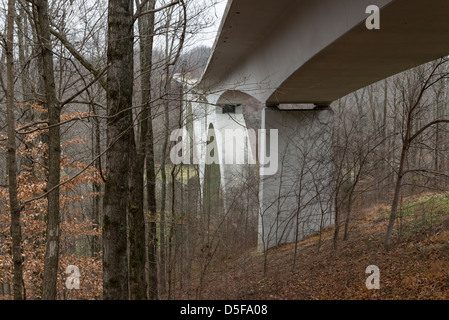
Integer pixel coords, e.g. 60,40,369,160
292,165,305,271
381,79,388,198
135,0,158,300
159,5,178,295
91,106,101,256
384,144,407,248
343,189,354,241
168,165,177,299
332,183,341,249
128,128,147,299
128,24,148,298
159,63,172,298
146,113,158,300
159,96,169,295
6,0,24,300
35,0,62,300
16,7,32,104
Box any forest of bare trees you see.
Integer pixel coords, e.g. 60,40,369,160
1,0,449,301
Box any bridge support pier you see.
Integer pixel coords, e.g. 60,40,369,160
258,106,335,251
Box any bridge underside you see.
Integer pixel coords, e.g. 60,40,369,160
270,0,449,105
199,0,449,106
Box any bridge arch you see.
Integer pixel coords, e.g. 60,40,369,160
216,90,256,106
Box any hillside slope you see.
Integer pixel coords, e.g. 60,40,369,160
175,193,449,300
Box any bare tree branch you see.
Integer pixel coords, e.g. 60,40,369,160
49,27,107,90
133,0,180,22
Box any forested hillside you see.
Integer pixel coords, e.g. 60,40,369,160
1,0,449,301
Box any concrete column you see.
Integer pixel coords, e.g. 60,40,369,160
258,106,334,250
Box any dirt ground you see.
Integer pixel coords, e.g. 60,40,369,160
174,199,449,300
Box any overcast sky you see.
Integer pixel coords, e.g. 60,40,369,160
194,0,227,48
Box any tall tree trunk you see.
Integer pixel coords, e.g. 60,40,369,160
36,0,62,300
128,127,147,299
159,95,169,295
159,6,178,294
6,0,24,300
91,106,102,256
167,165,177,299
381,79,388,198
136,0,158,300
16,6,32,104
146,104,158,300
103,0,134,300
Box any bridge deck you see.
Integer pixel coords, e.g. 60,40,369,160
199,0,449,105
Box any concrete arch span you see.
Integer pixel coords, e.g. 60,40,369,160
198,0,449,106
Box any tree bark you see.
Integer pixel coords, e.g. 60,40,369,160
6,0,24,300
103,0,134,300
91,106,102,256
136,0,158,300
146,104,158,299
384,144,407,248
16,6,32,104
128,128,147,299
35,0,62,300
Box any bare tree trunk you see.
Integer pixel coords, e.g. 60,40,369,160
128,12,149,297
126,0,158,300
35,0,62,300
343,188,355,241
381,79,388,198
143,32,159,303
138,0,158,300
167,165,177,300
146,115,158,300
103,0,134,300
128,127,147,299
135,0,158,300
159,96,169,296
332,192,340,249
16,6,32,104
384,143,407,248
91,107,102,256
6,0,24,300
137,0,158,299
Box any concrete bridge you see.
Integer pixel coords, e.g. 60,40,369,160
176,0,449,250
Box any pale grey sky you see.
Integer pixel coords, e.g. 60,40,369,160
194,0,227,48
